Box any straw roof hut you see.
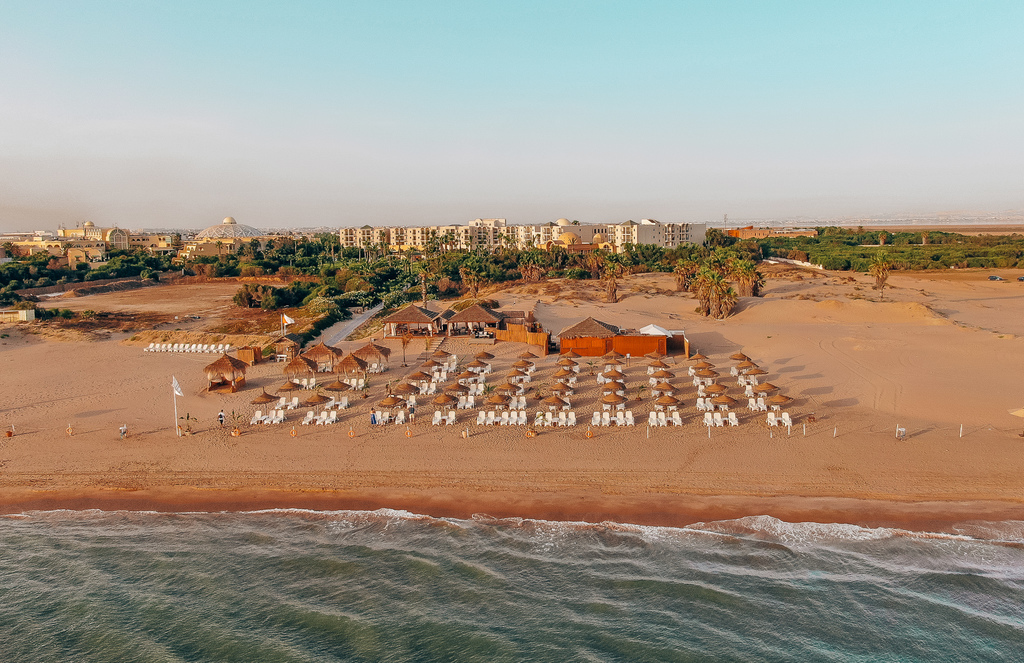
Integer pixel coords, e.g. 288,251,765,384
559,317,620,339
283,355,318,378
448,305,503,331
353,342,392,364
337,353,369,376
322,379,352,393
250,389,277,405
383,304,441,337
301,341,343,372
204,354,248,391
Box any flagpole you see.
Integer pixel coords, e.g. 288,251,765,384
173,389,179,437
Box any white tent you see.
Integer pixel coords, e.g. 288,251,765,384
639,323,673,337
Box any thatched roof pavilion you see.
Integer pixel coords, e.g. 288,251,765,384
283,355,318,378
204,354,248,392
301,341,343,372
383,304,441,337
337,353,369,376
353,342,392,365
558,317,620,339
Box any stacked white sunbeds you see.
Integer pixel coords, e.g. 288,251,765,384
145,343,233,353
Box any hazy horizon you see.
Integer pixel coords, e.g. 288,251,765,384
2,2,1023,232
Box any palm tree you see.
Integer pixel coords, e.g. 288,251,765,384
869,252,892,299
673,259,699,292
729,259,764,297
400,333,412,366
602,260,623,303
693,268,738,319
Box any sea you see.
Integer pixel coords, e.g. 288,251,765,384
1,510,1022,662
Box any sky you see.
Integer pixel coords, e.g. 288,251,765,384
1,1,1023,231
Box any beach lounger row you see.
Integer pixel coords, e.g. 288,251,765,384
299,409,341,425
647,411,683,427
532,411,576,427
455,395,477,409
289,378,319,390
145,343,232,353
372,410,407,425
475,410,531,426
703,412,741,427
745,398,768,412
591,411,635,427
431,411,457,425
251,409,286,425
766,412,794,428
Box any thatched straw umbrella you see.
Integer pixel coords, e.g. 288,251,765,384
542,395,567,410
704,383,727,395
278,380,302,392
204,354,248,392
485,393,511,408
651,369,675,379
431,349,452,359
644,352,666,360
379,395,405,408
563,350,581,359
601,381,626,394
648,359,670,369
652,382,675,394
655,394,681,409
550,384,573,395
552,367,575,379
694,368,719,379
603,358,624,367
494,382,521,395
689,353,707,360
768,394,793,409
602,350,624,360
251,389,277,405
506,369,527,379
711,395,738,410
754,383,779,394
283,355,318,378
745,367,768,377
601,393,626,406
337,353,369,376
730,352,750,361
455,370,478,381
392,382,421,396
421,359,443,369
474,351,495,360
466,359,489,370
443,382,469,395
406,371,432,382
432,393,458,409
518,351,538,359
693,360,716,370
736,360,758,370
322,378,352,393
602,369,625,381
513,359,535,370
305,392,331,410
555,357,578,367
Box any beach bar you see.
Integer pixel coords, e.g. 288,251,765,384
558,316,669,357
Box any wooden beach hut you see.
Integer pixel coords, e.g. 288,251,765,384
204,354,248,392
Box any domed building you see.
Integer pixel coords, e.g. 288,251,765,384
557,231,581,245
196,217,263,240
555,218,572,226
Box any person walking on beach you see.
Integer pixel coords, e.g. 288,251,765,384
119,424,128,439
408,404,415,423
218,410,225,427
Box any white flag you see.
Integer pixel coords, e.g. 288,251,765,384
282,313,295,325
172,376,183,397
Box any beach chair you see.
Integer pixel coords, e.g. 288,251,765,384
657,412,668,427
747,398,757,412
648,411,657,427
395,411,405,425
324,397,337,410
545,412,554,427
536,411,544,426
615,411,626,426
601,411,611,427
625,411,634,426
485,411,495,425
672,411,683,427
592,412,602,426
767,412,778,427
432,411,442,425
499,411,510,426
744,385,754,398
250,410,265,425
476,411,486,425
728,412,739,426
467,395,475,408
282,396,296,410
457,396,467,410
781,412,793,428
713,412,724,427
326,411,338,425
730,367,739,377
445,412,455,425
145,343,155,352
312,411,326,425
757,398,767,412
703,412,714,428
273,409,286,424
339,396,349,410
301,410,315,425
568,412,576,426
688,366,696,376
556,411,566,427
191,344,200,353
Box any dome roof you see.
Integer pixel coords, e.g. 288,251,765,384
555,218,571,226
196,216,262,239
592,233,608,244
558,232,580,245
83,221,95,228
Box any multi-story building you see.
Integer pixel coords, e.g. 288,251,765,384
339,218,706,254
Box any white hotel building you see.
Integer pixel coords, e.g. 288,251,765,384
339,218,706,253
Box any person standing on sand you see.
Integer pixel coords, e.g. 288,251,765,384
119,424,127,439
218,410,225,427
408,404,415,423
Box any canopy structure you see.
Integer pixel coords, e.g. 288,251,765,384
602,369,625,380
353,342,392,366
652,382,675,393
512,359,535,369
301,341,343,372
518,351,538,359
494,382,521,394
277,380,302,392
406,371,432,382
204,354,248,392
542,395,567,409
447,305,503,334
655,395,681,407
689,353,707,360
648,359,670,369
563,351,582,359
558,317,620,339
305,393,331,408
283,355,318,378
337,353,369,376
383,304,441,337
555,357,578,367
431,349,452,359
639,323,673,337
602,350,624,360
485,393,511,406
730,352,750,361
693,360,716,370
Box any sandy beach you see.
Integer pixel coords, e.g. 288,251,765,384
3,266,1024,530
